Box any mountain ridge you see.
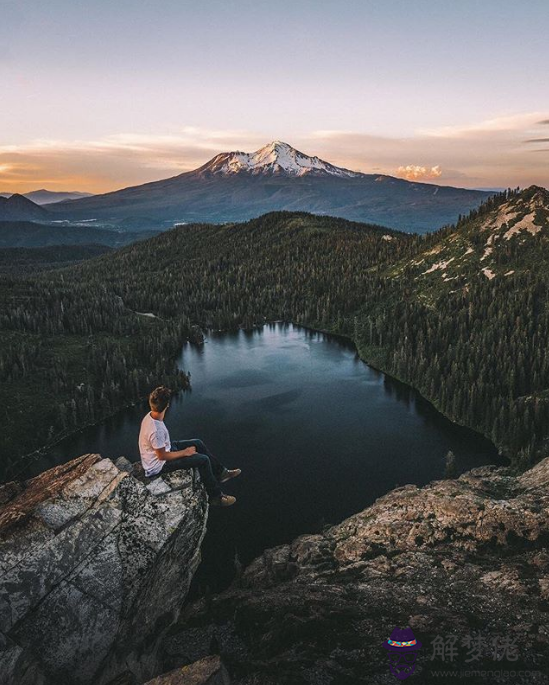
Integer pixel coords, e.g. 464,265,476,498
0,189,94,205
45,141,491,233
0,193,50,221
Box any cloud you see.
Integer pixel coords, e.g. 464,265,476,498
1,113,549,193
306,113,549,188
396,164,442,181
419,112,548,139
0,128,269,192
524,138,549,144
538,120,549,125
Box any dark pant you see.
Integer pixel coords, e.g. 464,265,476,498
163,438,225,498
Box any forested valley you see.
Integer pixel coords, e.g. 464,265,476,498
1,188,548,480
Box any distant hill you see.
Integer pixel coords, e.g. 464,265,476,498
0,194,50,221
0,189,94,205
47,141,490,233
0,220,160,248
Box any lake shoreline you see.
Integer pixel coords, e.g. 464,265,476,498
6,317,505,486
289,319,507,466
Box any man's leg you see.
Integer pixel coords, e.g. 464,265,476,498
172,438,227,480
162,451,222,499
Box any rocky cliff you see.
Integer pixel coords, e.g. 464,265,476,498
170,460,549,684
3,454,549,685
0,454,208,685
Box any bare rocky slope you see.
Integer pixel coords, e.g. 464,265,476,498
0,454,208,685
404,185,549,288
169,459,549,684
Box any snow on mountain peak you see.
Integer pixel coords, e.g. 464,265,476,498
202,141,361,178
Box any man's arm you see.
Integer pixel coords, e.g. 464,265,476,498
154,446,196,461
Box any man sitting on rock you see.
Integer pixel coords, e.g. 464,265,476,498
139,386,240,507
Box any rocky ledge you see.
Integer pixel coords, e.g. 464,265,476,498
0,454,208,685
170,459,549,684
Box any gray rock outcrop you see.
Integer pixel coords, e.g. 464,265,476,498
171,459,549,684
0,454,208,685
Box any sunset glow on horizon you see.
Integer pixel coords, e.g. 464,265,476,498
2,0,549,193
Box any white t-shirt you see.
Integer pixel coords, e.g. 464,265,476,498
139,412,171,476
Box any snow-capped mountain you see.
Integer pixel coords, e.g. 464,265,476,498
48,141,491,233
199,141,361,178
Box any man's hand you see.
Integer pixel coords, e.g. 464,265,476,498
181,446,197,457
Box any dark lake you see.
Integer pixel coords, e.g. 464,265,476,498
29,323,503,590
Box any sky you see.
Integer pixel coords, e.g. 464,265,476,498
1,0,548,193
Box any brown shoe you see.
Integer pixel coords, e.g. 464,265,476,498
220,468,241,483
209,493,236,507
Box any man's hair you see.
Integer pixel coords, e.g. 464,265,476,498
149,386,172,412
